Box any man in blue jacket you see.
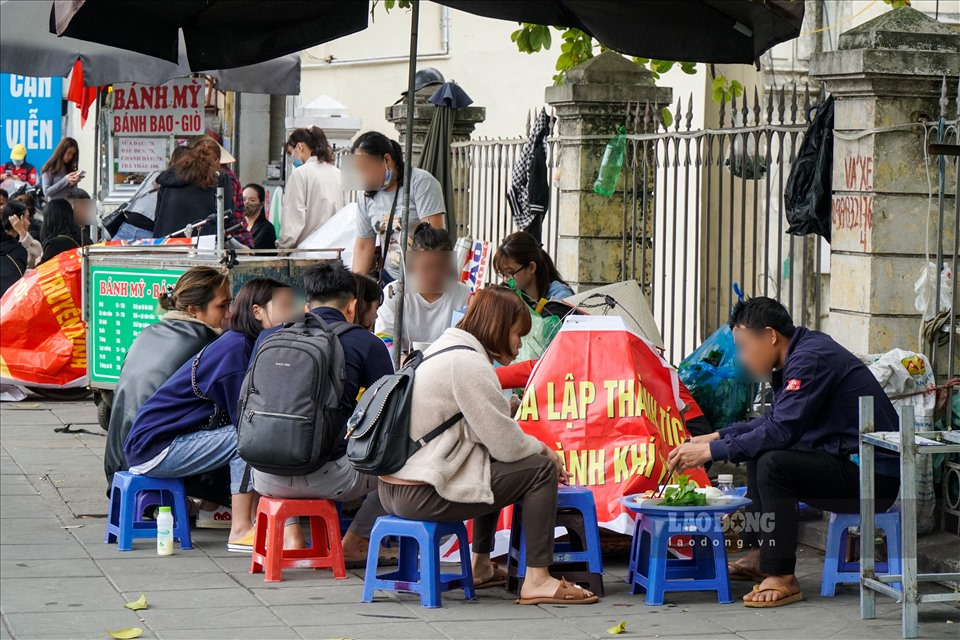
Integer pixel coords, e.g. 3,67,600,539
668,297,900,608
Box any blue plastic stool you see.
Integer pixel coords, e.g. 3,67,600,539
362,516,476,608
135,490,162,521
506,485,604,594
105,472,192,551
820,509,902,597
628,511,732,605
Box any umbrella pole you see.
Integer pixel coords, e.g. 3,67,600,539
394,0,420,368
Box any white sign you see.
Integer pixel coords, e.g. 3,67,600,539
118,138,168,173
111,77,204,136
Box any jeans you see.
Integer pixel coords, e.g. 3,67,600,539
114,222,154,242
144,425,247,495
743,448,900,575
252,456,384,537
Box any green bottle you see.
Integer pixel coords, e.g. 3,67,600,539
593,126,627,196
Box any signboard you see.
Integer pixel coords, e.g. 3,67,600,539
0,74,63,171
88,265,186,384
459,240,490,292
118,137,167,172
111,77,204,136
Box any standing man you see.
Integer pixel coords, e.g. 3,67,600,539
242,184,277,251
2,145,38,186
667,297,900,608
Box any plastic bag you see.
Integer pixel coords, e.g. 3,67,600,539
784,96,834,242
913,262,954,321
516,311,560,363
678,324,755,430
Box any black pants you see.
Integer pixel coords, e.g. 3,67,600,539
743,449,900,575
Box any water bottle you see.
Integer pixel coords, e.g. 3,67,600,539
593,127,627,196
716,474,737,497
156,506,174,556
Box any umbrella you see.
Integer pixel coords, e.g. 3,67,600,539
0,0,300,94
437,0,804,64
52,0,368,72
419,81,473,234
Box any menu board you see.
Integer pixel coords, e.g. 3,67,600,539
88,265,186,385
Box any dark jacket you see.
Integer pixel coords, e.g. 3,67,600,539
1,236,28,295
151,169,217,239
710,327,899,471
124,330,255,467
104,312,218,488
248,212,276,251
40,234,80,264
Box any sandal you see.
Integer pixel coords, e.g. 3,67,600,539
744,584,804,608
728,562,766,582
474,562,508,590
516,578,599,605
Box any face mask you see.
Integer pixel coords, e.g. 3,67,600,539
380,167,393,191
12,159,23,167
243,203,260,216
290,145,303,168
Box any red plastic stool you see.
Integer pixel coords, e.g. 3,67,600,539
250,497,347,582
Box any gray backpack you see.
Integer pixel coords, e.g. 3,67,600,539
237,313,356,476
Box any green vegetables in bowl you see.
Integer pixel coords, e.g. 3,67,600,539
660,475,707,507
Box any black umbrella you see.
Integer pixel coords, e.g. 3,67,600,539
438,0,804,64
419,82,473,235
52,0,368,71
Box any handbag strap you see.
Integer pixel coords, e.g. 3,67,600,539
191,344,212,401
378,188,401,274
408,345,478,452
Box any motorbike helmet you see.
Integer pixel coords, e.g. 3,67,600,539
396,68,445,102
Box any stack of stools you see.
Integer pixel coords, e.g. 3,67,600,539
250,497,347,582
820,508,902,597
105,471,192,551
362,516,476,608
506,485,605,595
627,508,732,605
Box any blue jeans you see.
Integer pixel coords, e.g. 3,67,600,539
145,425,246,494
114,222,154,242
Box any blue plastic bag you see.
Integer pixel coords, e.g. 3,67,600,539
677,323,755,430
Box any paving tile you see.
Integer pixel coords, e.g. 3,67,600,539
157,626,300,640
97,554,227,577
137,604,284,631
398,592,559,622
250,584,373,606
120,587,261,610
0,558,102,579
228,563,365,589
2,610,153,640
0,542,90,561
0,576,122,613
0,520,77,545
294,621,449,639
432,616,593,639
271,601,419,627
112,571,242,593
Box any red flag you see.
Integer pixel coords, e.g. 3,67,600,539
67,60,97,127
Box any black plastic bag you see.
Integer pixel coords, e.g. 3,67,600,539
784,96,834,242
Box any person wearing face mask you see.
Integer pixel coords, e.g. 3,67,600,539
242,183,276,251
278,127,344,251
350,132,445,284
374,222,470,353
103,267,233,523
2,144,38,187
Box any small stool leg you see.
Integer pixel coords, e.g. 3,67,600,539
106,484,120,544
323,513,347,579
116,488,136,551
172,487,193,550
361,529,383,603
455,525,476,601
820,515,844,597
418,531,443,608
251,506,267,575
644,521,669,606
264,515,285,582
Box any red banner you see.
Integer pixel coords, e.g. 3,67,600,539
0,250,86,387
517,316,710,533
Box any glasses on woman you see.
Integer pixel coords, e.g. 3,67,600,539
496,264,526,282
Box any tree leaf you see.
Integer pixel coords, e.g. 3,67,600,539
712,87,725,103
660,107,674,128
730,80,744,97
608,621,627,635
107,629,143,640
541,28,552,50
124,593,147,611
711,76,728,91
529,27,543,51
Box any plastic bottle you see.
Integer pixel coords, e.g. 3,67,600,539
156,506,174,556
716,474,737,497
593,126,627,196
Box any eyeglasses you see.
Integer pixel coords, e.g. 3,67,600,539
496,264,526,281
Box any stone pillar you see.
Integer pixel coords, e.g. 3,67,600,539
546,51,671,291
385,87,486,166
811,7,959,371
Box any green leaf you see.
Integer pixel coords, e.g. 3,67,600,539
660,107,674,128
730,80,744,97
510,29,521,43
107,629,143,640
680,61,698,75
556,52,574,71
652,59,674,74
711,76,728,91
541,28,552,50
608,621,627,634
529,27,543,50
124,593,147,611
712,87,725,103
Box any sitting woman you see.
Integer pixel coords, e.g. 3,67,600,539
104,267,233,524
493,231,573,303
353,272,383,333
374,222,470,353
379,286,599,605
124,278,294,552
39,198,84,263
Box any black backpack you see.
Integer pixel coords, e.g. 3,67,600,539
345,346,473,475
237,313,357,476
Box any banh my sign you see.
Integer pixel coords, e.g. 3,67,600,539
111,77,204,136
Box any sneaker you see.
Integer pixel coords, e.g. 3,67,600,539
227,530,255,554
196,507,233,529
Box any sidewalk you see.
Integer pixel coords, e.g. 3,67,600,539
1,398,957,640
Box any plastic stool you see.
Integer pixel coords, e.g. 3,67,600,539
362,516,475,608
105,472,192,551
628,511,732,605
506,485,604,595
250,497,347,582
820,509,902,597
135,490,162,520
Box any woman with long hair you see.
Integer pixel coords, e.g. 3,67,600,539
41,137,81,201
379,286,598,605
493,231,573,303
350,131,445,283
278,126,343,250
353,272,384,332
151,143,221,240
114,146,190,242
125,278,295,552
39,198,83,263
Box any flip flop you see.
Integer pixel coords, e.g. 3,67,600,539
474,562,508,590
744,584,804,608
728,562,766,582
516,578,599,605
